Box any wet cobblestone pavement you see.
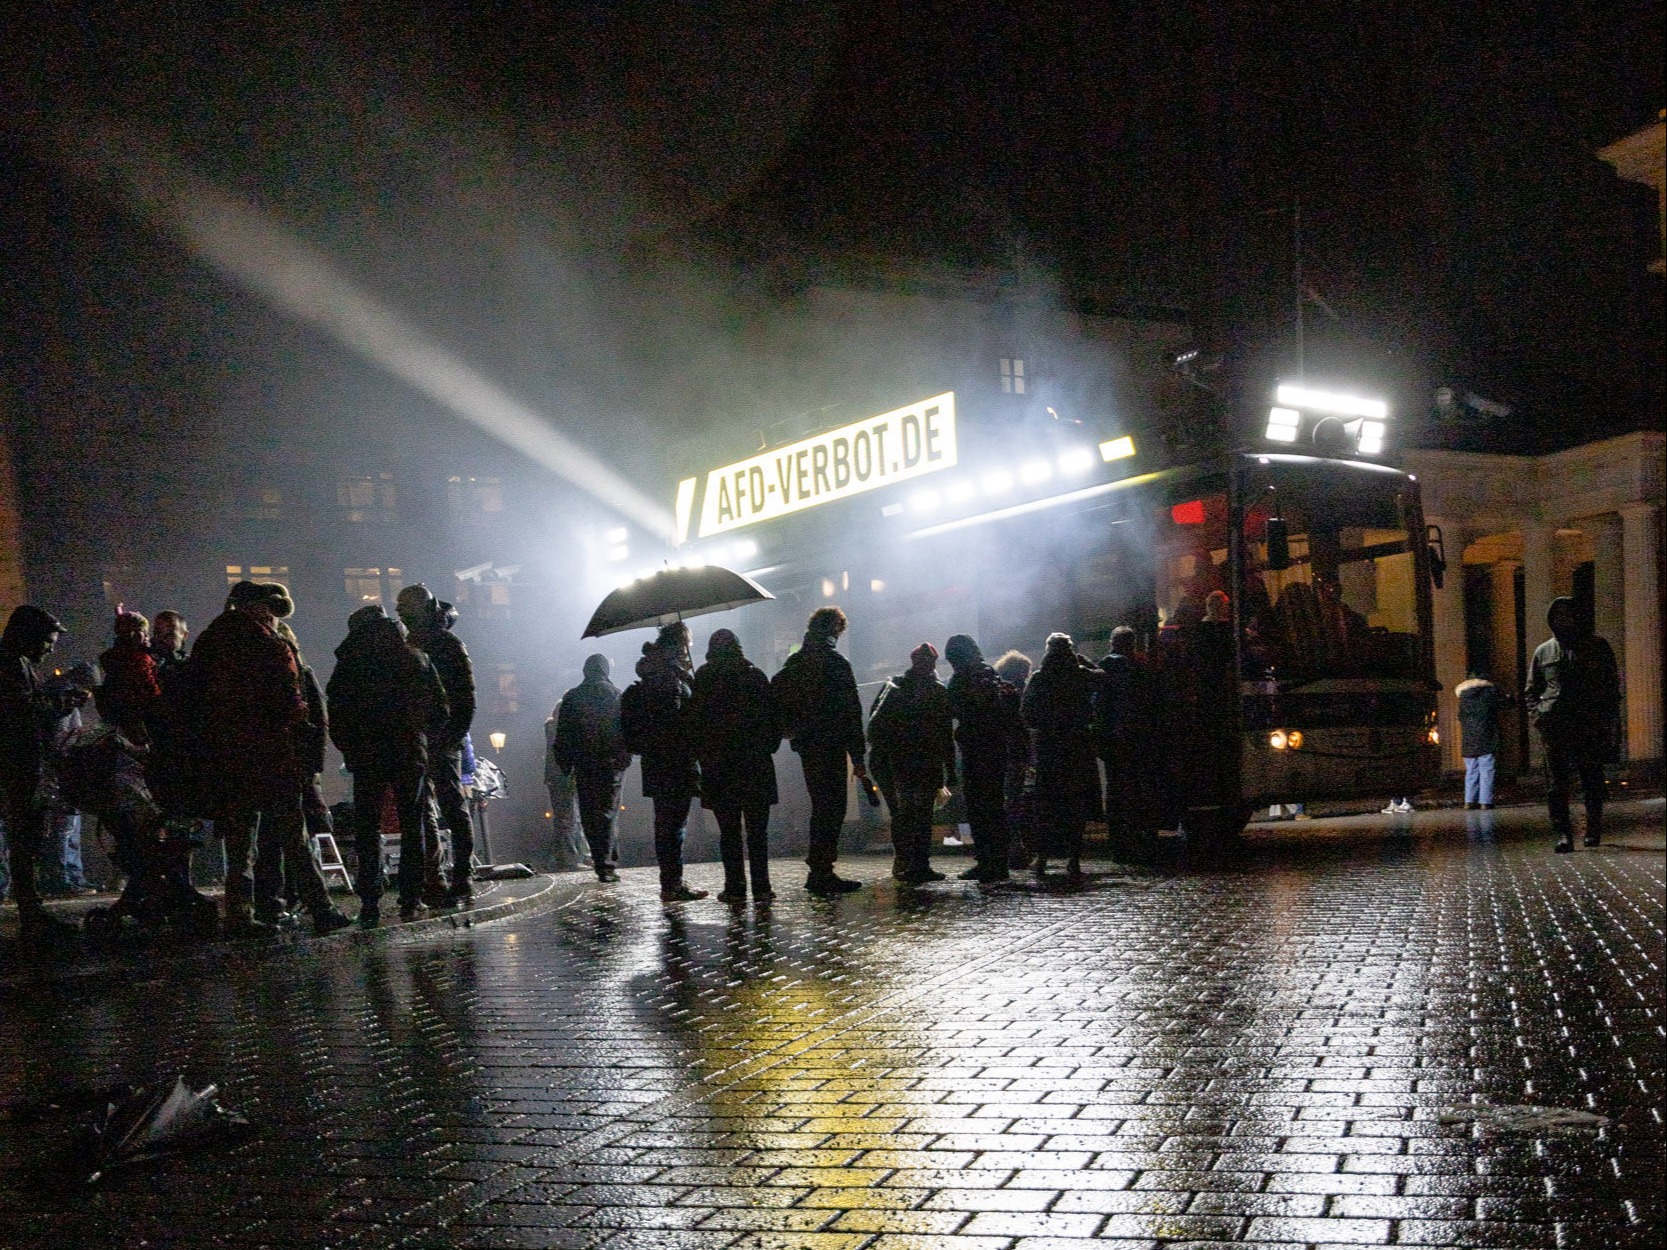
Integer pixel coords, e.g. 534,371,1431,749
1,801,1661,1250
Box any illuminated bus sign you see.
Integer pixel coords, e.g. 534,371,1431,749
683,393,958,540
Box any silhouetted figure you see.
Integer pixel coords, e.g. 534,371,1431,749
1456,670,1502,810
993,650,1035,869
689,629,780,903
1097,625,1159,858
869,642,956,885
1527,596,1621,852
770,606,868,896
945,633,1020,883
0,605,87,943
1022,633,1100,882
398,585,476,903
622,622,708,902
327,604,449,928
184,580,308,936
552,653,630,882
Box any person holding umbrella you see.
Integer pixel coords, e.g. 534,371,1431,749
770,606,868,897
687,628,780,903
621,622,708,902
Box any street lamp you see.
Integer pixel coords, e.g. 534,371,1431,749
489,731,507,752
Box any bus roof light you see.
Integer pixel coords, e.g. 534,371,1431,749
1275,385,1389,420
1357,420,1386,455
1099,435,1137,461
1265,406,1301,442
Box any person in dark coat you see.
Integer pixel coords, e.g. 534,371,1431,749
0,605,88,942
552,652,630,882
327,604,449,927
993,650,1035,868
1097,625,1159,858
397,584,477,903
1526,596,1621,852
1022,632,1101,881
621,622,707,902
191,580,310,934
144,609,205,827
769,606,868,896
1456,671,1502,810
868,642,956,885
688,629,780,903
945,633,1019,883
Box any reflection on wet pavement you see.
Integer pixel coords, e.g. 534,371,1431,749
1,802,1661,1248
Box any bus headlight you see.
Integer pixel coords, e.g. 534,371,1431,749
1270,730,1288,750
1287,730,1304,749
1427,726,1440,745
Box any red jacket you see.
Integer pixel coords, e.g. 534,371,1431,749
191,609,306,808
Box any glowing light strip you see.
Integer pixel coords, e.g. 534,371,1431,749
906,470,1166,540
64,124,677,538
1275,385,1389,419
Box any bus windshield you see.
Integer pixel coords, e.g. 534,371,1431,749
1240,462,1423,682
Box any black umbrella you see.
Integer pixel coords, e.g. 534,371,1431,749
582,564,774,638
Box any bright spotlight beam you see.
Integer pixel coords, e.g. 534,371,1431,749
62,124,676,538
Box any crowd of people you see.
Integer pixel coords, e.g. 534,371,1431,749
1,577,1623,947
0,580,479,947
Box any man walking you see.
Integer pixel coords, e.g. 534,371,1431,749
328,604,448,927
621,623,707,902
0,606,88,943
552,653,630,882
397,586,476,903
1526,596,1621,853
944,633,1018,883
770,607,868,896
868,642,956,886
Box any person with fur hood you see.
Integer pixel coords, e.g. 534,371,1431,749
868,642,957,886
620,622,707,902
1456,669,1503,810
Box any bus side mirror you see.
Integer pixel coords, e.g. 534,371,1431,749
1427,523,1447,590
1265,518,1290,571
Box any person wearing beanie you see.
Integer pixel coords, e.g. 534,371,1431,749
769,606,869,896
944,633,1024,883
688,628,781,903
192,581,310,935
0,605,87,942
1021,632,1101,882
1526,596,1621,852
552,653,631,882
620,622,707,901
867,642,956,885
396,583,478,904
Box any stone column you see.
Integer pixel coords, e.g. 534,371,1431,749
1429,519,1468,773
1489,559,1524,775
1520,519,1557,768
1589,514,1628,751
1620,504,1662,764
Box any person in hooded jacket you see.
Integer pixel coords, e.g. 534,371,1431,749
688,629,780,903
1022,632,1101,882
944,633,1020,883
191,580,311,934
769,606,868,896
397,585,477,903
1526,596,1621,852
993,650,1035,869
552,653,630,882
621,622,707,902
868,642,956,885
327,604,449,927
1456,669,1502,810
0,605,88,942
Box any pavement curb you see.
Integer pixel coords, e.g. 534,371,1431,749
0,872,583,994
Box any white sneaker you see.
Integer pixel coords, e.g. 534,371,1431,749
1396,802,1413,814
1381,803,1400,815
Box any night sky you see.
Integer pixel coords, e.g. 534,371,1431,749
4,0,1663,462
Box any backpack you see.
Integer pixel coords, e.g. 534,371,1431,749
619,681,649,757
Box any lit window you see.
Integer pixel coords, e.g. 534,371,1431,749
495,664,520,714
1000,357,1026,395
447,475,507,516
226,563,291,589
338,474,397,523
344,567,403,605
